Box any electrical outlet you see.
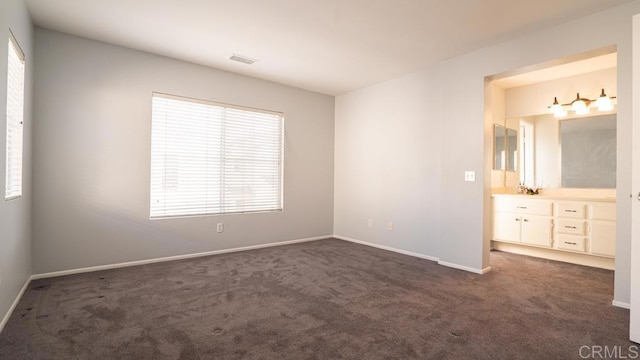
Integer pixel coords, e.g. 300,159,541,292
216,223,224,233
368,219,373,228
387,222,393,231
464,171,476,182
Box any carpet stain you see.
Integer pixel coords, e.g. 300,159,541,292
81,304,126,325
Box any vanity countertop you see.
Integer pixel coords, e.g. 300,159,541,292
491,193,616,203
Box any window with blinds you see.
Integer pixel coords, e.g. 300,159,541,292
150,93,284,218
5,34,25,200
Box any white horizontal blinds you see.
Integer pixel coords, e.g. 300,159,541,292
150,94,283,218
222,107,283,213
5,36,25,200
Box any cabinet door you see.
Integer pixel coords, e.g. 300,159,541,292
589,203,616,221
590,220,616,257
521,216,553,247
493,213,521,242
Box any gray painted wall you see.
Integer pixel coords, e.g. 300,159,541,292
0,0,32,328
335,1,639,304
32,29,335,274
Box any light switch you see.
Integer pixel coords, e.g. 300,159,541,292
464,171,476,182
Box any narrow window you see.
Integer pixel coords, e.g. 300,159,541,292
5,33,25,200
150,93,284,218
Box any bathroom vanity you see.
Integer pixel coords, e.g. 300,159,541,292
492,193,616,269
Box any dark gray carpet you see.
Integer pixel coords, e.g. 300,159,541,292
0,238,632,359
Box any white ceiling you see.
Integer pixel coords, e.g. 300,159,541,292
25,0,635,95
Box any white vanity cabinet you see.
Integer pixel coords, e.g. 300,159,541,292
492,197,553,247
553,201,616,258
492,195,616,268
554,202,588,252
588,203,616,257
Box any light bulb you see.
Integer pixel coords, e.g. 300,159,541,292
549,97,566,118
571,93,589,115
553,109,568,118
596,88,613,111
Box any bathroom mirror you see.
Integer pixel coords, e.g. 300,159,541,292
506,128,517,172
513,113,616,188
493,124,505,170
560,114,616,188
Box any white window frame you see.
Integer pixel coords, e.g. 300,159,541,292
5,31,25,201
150,93,284,219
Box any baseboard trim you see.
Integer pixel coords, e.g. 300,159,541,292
334,235,439,262
32,235,331,280
0,276,32,334
437,260,489,275
612,300,631,309
334,235,491,274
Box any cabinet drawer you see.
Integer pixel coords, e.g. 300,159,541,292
556,235,586,252
493,198,552,216
556,203,585,219
589,203,616,221
556,219,585,235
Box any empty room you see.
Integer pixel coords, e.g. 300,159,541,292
2,0,640,358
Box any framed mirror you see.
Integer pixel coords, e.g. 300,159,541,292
506,128,517,172
493,124,505,170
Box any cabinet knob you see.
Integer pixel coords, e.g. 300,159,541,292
523,219,529,222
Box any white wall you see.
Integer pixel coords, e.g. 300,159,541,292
505,67,617,119
335,0,639,304
629,12,640,344
533,114,560,188
0,0,32,330
32,29,335,274
334,66,443,259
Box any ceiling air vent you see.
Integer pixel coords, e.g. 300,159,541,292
230,54,257,65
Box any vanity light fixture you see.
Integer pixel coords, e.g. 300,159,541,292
549,97,567,117
571,93,589,115
595,88,614,111
548,89,616,118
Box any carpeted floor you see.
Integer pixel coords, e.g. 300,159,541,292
0,238,632,359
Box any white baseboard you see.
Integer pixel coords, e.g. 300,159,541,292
492,241,615,270
334,235,491,274
438,260,491,275
32,235,331,280
0,276,33,334
334,235,439,262
612,300,631,309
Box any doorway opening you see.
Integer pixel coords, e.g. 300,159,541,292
484,46,618,288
